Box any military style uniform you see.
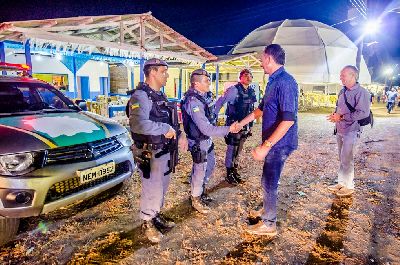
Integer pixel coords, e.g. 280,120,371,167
128,59,179,242
214,79,257,184
181,69,230,213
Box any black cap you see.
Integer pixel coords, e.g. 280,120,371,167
143,58,168,68
190,69,210,78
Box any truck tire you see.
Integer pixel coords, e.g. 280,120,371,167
0,217,20,246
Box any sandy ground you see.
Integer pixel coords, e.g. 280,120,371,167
0,113,399,265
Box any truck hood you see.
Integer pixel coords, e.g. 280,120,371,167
0,111,127,154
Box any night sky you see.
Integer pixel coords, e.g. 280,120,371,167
1,0,399,82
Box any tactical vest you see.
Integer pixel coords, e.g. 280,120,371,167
181,89,217,142
225,83,257,126
130,82,173,144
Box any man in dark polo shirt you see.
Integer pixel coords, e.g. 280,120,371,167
238,44,298,236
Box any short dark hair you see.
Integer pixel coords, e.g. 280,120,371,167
264,44,285,65
239,69,252,79
143,65,160,78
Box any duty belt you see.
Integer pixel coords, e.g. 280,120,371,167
134,141,166,150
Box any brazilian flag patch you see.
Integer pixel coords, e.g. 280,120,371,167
193,106,200,113
131,103,140,110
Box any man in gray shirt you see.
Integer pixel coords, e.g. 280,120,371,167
327,65,371,196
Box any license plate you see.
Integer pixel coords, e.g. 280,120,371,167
77,161,115,184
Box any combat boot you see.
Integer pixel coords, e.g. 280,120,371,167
200,184,213,204
152,213,175,231
225,167,240,185
233,166,243,183
143,221,163,243
200,192,213,204
191,196,210,214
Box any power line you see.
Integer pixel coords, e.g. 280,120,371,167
350,0,367,19
354,0,367,11
204,44,236,49
330,16,359,27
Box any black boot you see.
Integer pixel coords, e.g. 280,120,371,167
152,213,175,231
233,166,243,183
201,192,213,204
225,167,240,185
201,183,212,204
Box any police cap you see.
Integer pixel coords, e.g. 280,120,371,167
190,69,210,79
143,58,169,68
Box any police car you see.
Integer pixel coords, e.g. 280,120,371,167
0,62,135,245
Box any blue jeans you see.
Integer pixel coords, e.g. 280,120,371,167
387,102,394,113
261,146,293,226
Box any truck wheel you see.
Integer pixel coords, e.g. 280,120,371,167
0,217,20,246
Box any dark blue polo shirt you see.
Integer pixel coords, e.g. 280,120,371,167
258,67,298,150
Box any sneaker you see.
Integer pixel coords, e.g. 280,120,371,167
328,184,344,192
191,196,210,214
336,187,354,196
152,213,175,231
245,221,277,236
143,221,163,243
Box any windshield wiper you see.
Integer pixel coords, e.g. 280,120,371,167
0,111,43,116
40,109,77,113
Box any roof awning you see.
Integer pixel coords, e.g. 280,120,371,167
0,12,216,64
206,52,262,72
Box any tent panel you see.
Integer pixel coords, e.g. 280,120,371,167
275,28,323,46
317,28,356,49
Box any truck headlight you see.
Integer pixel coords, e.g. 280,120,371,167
116,132,132,147
0,152,42,176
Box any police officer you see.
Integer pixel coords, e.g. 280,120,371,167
181,69,241,214
214,69,257,185
128,58,187,243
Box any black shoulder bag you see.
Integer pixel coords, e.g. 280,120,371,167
343,90,373,127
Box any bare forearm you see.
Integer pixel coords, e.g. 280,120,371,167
240,109,263,126
264,120,294,145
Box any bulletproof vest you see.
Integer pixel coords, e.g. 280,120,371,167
130,82,173,144
181,89,217,142
226,83,257,125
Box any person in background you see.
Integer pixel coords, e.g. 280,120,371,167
214,69,257,185
386,87,398,114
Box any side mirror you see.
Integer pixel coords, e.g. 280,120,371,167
78,102,87,111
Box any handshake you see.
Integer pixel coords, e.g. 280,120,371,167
229,121,243,133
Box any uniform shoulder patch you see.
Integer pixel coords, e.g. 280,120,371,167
131,103,140,110
192,106,200,113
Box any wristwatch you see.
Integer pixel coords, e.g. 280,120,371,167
262,140,273,148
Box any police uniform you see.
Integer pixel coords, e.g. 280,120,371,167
214,69,257,184
181,69,230,213
128,58,178,242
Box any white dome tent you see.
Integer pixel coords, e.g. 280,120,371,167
229,19,371,86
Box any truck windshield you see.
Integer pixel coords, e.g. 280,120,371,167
0,82,79,114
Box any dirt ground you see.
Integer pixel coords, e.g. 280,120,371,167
0,112,399,265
